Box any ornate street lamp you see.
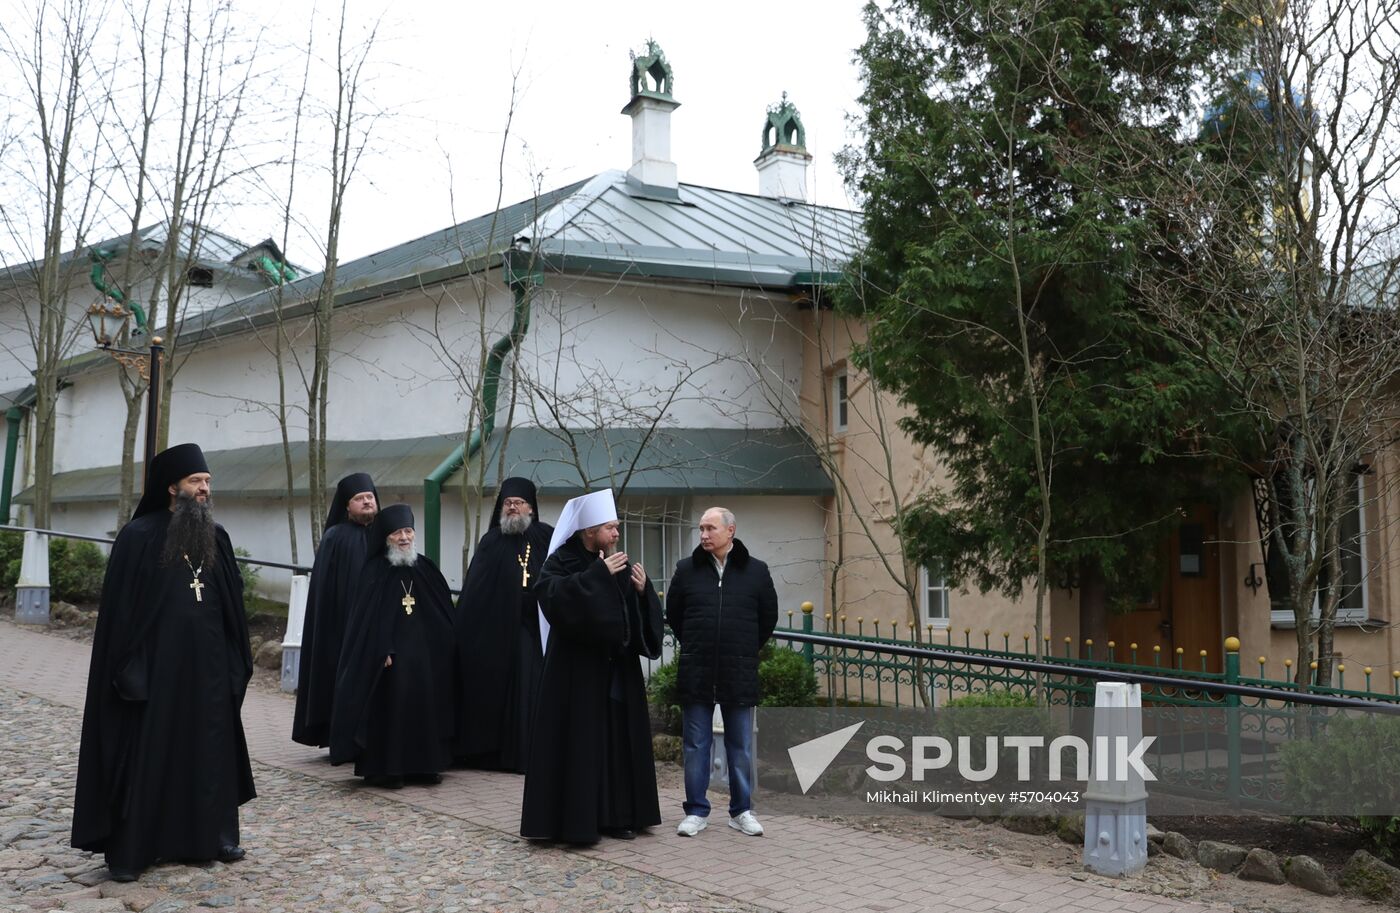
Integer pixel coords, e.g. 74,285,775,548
84,301,164,480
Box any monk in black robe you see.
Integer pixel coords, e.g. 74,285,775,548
330,504,456,788
521,490,663,844
292,472,379,748
454,477,553,771
72,443,255,883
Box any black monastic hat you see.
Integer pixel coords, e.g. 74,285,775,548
489,477,540,529
132,443,210,519
324,472,379,529
372,503,415,551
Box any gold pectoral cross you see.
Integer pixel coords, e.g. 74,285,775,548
400,580,415,615
518,543,532,588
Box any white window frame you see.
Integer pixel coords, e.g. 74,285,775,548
919,563,951,628
832,371,849,434
618,499,690,592
1269,473,1368,626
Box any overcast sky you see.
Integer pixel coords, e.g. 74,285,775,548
261,0,870,266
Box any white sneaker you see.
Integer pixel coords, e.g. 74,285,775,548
676,814,708,837
728,810,764,836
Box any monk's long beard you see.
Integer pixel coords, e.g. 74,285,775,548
386,542,417,567
500,513,532,536
162,492,217,568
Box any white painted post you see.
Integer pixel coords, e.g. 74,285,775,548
280,574,310,693
1083,682,1150,877
708,706,759,794
711,704,729,787
15,531,50,625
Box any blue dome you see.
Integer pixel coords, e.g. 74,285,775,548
1202,69,1311,138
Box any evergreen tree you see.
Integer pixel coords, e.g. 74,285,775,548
841,0,1251,643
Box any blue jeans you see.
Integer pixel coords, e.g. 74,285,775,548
681,702,754,818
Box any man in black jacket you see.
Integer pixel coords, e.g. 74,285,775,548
665,507,778,837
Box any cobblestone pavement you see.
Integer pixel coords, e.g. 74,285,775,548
0,688,764,913
1,618,1226,913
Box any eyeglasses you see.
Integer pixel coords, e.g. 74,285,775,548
502,498,529,509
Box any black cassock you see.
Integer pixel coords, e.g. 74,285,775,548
329,554,456,778
520,536,663,843
454,518,553,771
292,520,374,747
72,511,255,871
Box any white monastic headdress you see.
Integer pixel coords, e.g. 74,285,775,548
539,489,619,652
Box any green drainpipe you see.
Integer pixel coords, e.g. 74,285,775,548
89,249,148,332
424,255,541,564
254,254,298,285
0,406,20,522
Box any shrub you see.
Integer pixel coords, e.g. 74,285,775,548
1281,714,1400,863
0,530,21,593
645,642,820,735
1,534,107,604
234,547,261,600
759,643,818,707
945,689,1039,709
646,657,681,735
49,538,106,604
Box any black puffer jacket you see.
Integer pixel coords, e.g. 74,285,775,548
665,539,779,706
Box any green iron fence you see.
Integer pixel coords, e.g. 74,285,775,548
768,602,1400,814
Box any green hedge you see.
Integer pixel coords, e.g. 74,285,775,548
647,639,819,735
1,531,106,604
1282,714,1400,863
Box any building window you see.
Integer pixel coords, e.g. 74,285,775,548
1268,472,1368,625
920,562,950,627
187,266,214,288
832,372,848,433
619,500,689,596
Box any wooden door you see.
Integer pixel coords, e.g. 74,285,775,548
1168,505,1223,672
1109,505,1223,672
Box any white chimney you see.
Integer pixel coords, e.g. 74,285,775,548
755,93,811,202
622,40,680,190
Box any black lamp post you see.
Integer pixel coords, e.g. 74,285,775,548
85,302,164,483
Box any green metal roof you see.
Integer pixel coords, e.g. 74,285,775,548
21,427,831,505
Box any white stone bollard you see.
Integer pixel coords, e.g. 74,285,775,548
1083,682,1150,877
15,531,50,625
711,705,728,786
280,574,310,693
708,706,758,793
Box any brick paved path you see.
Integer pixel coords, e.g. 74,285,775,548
0,620,1215,913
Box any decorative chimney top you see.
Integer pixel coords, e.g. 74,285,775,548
762,92,806,152
622,40,681,194
755,92,812,202
629,39,674,100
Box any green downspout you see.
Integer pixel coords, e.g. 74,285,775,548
89,249,148,332
424,254,541,564
0,407,21,522
254,255,298,284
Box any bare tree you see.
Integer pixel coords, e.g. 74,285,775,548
148,0,261,451
0,0,114,527
1102,0,1400,685
304,0,382,549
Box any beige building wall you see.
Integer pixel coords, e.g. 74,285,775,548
796,306,1400,697
1228,447,1400,688
795,309,1041,663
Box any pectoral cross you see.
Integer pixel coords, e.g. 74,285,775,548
401,593,415,615
518,543,532,588
183,555,205,603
